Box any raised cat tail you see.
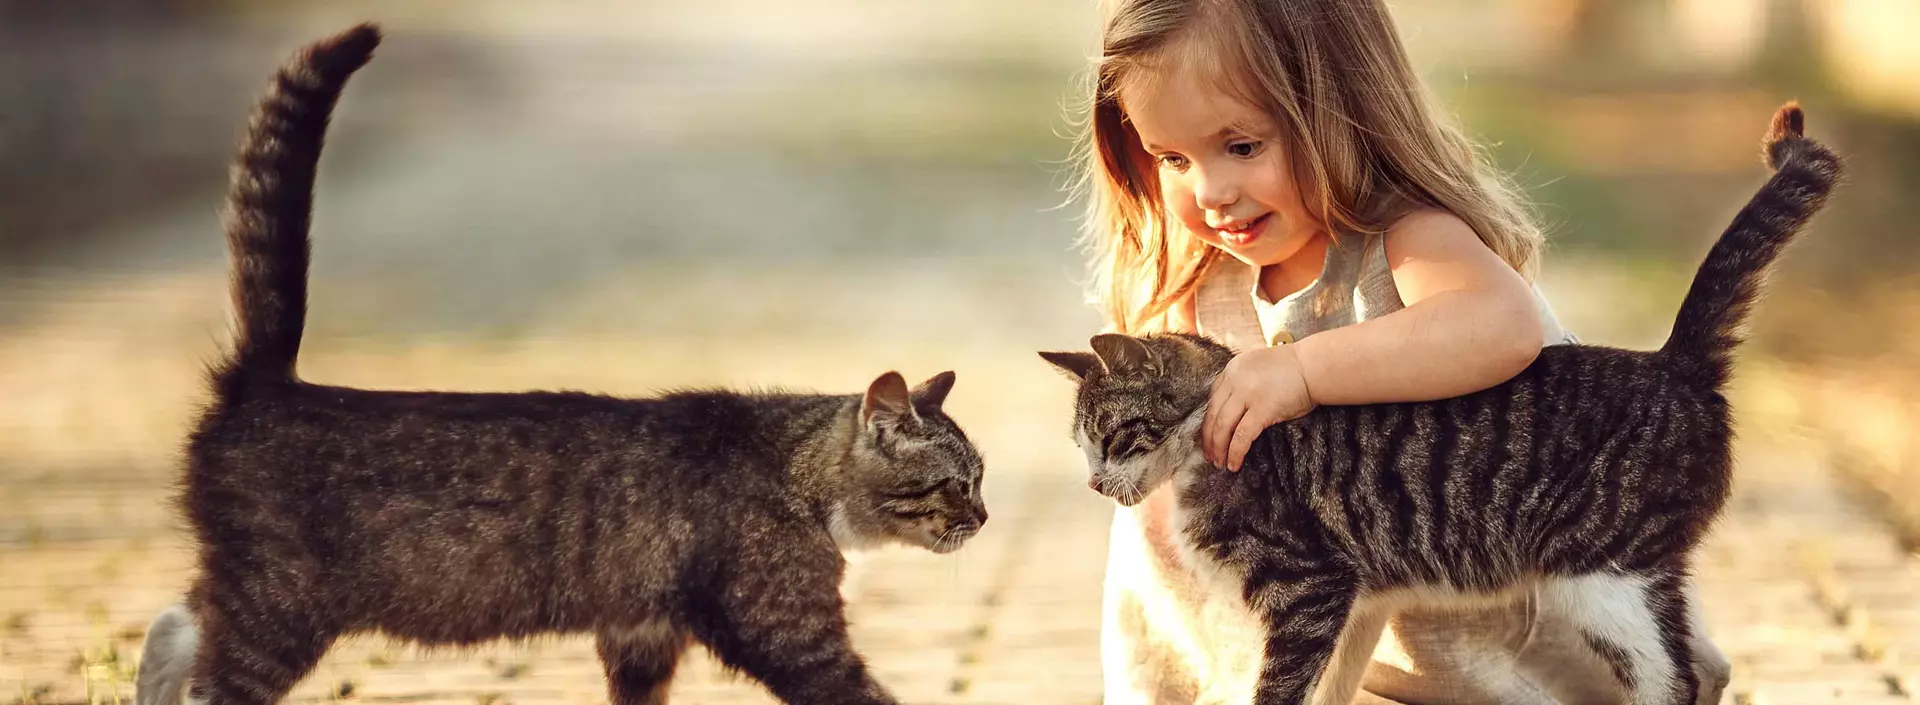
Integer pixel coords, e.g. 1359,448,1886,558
213,23,380,398
1656,102,1843,389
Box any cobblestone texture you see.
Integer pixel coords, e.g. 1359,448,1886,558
6,438,1917,704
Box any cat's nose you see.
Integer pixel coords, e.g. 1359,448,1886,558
1088,475,1102,492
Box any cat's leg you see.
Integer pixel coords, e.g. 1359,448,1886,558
1539,571,1696,705
1308,599,1388,705
694,552,897,705
136,602,201,705
596,626,690,705
1245,572,1358,705
1682,579,1731,705
1101,505,1206,705
186,595,336,705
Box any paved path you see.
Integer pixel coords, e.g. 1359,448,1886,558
7,436,1918,705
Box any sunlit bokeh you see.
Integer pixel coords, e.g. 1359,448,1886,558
4,1,1915,703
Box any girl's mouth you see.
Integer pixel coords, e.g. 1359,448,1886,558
1217,214,1270,247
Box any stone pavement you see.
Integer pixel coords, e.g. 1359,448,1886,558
294,438,1920,705
9,434,1916,705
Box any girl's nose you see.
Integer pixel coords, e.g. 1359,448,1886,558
1193,168,1238,211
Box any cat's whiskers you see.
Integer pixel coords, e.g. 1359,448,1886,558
934,523,978,554
1114,468,1147,506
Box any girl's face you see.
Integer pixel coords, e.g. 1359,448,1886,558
1121,60,1324,269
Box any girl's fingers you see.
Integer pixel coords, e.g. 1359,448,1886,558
1202,374,1231,464
1204,390,1242,467
1226,407,1270,471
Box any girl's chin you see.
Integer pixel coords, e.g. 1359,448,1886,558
1200,226,1319,269
1209,240,1285,267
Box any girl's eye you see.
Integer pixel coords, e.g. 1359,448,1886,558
1156,154,1189,171
1227,141,1262,158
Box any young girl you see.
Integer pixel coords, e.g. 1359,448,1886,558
1073,0,1731,703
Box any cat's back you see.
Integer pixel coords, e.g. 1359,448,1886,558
1263,343,1731,483
1203,342,1736,580
176,384,834,608
189,383,643,469
181,383,824,508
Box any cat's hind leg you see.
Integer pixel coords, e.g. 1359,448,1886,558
1308,599,1388,705
693,548,898,705
1681,578,1731,705
186,592,337,705
136,603,201,705
1539,571,1696,705
596,626,690,705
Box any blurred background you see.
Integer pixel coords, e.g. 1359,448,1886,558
3,0,1916,703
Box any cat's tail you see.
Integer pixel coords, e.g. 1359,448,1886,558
1656,102,1843,389
214,23,380,396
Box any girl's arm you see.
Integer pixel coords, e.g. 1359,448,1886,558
1202,210,1543,469
1293,209,1543,404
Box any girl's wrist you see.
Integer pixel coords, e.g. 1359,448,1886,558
1280,339,1320,407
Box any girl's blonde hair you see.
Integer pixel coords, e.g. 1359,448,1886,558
1072,0,1544,333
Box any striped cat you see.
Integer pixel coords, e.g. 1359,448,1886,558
134,25,987,705
1040,103,1841,705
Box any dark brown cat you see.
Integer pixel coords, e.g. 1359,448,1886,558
134,24,988,705
1040,103,1841,705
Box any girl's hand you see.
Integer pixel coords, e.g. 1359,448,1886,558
1203,345,1316,471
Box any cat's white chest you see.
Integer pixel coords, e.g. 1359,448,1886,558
1169,477,1249,611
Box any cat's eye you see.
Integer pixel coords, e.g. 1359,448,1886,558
1112,439,1159,459
884,480,947,499
1101,424,1160,460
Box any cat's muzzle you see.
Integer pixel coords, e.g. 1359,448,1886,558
1089,473,1147,507
929,523,982,554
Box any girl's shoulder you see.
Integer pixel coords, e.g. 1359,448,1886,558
1380,208,1481,265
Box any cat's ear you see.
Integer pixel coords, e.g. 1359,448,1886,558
1038,351,1102,381
862,371,918,428
1090,333,1157,374
911,371,956,411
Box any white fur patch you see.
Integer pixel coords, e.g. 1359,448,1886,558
827,503,878,552
1539,572,1676,700
1075,426,1101,478
135,603,200,705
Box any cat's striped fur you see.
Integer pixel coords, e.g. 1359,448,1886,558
134,24,989,705
1041,103,1841,705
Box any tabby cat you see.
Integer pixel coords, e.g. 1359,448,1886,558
1040,103,1841,705
134,24,987,705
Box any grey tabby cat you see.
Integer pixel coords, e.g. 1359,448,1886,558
1040,103,1840,705
135,23,987,705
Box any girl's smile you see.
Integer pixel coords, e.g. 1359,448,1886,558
1211,213,1271,247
